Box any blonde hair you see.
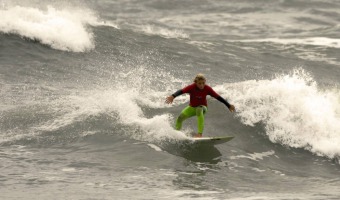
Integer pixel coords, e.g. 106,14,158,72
193,73,206,83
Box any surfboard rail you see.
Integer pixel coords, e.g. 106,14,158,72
191,136,234,145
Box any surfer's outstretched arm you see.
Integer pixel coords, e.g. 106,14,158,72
165,89,183,104
208,86,235,112
172,89,183,98
216,96,235,112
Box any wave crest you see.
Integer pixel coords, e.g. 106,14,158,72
217,69,340,158
0,6,99,52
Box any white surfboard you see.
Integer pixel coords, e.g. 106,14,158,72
191,136,234,145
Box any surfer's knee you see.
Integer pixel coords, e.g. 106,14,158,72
177,113,187,122
196,107,204,117
175,114,187,130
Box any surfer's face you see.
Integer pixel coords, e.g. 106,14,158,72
196,80,206,90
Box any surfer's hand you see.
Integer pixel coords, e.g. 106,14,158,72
165,96,174,104
229,104,236,113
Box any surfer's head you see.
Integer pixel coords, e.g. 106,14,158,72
194,73,206,90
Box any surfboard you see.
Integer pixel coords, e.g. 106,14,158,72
191,136,234,145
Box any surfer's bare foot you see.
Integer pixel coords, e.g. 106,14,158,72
193,133,202,138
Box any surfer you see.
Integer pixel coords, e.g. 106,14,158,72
166,73,235,137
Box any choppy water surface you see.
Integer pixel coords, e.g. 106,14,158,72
1,0,340,199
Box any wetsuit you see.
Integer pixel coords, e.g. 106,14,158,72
172,83,231,134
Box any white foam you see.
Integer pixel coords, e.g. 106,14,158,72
230,150,275,161
216,69,340,158
0,6,115,52
61,168,77,172
147,144,162,152
0,65,188,145
295,51,340,66
35,88,187,143
141,25,189,39
251,168,266,173
232,37,340,48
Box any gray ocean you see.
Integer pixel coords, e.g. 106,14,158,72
1,0,340,199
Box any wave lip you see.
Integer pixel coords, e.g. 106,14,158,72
0,6,99,52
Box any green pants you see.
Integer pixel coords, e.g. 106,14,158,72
175,106,207,134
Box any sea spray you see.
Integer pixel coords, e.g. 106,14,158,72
216,69,340,158
35,89,187,142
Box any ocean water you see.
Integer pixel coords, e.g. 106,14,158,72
1,0,340,199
